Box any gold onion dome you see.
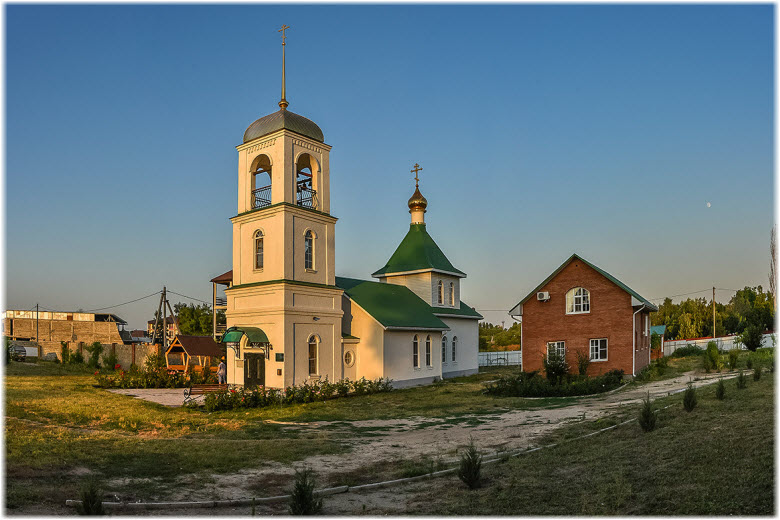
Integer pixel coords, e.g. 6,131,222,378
408,186,428,212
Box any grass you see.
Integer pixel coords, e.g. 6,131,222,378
403,373,774,515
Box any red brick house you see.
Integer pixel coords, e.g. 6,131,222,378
509,254,657,377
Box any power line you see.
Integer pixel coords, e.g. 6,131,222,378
648,289,712,301
167,289,211,306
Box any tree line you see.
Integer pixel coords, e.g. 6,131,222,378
479,322,521,350
652,286,774,341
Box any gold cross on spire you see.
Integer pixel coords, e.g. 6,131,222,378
278,24,290,110
411,163,423,188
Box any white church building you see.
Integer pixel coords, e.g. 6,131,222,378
216,32,480,389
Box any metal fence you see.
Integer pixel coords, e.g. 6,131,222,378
663,332,776,357
478,350,522,367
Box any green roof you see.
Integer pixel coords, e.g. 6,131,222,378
512,254,658,312
432,301,483,320
372,224,465,278
336,277,449,330
221,326,270,344
650,325,666,336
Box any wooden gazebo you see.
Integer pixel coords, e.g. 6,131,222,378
165,335,223,373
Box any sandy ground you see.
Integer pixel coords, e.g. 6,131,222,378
109,388,205,406
87,370,736,516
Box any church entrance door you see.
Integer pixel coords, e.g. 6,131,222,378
244,353,265,388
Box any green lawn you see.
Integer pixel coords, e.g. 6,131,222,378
405,371,775,515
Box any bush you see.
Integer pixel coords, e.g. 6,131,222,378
753,365,762,381
670,344,702,358
715,379,725,400
728,349,740,370
638,393,656,432
704,341,723,372
70,350,85,364
288,468,322,515
543,351,569,385
76,479,104,515
736,370,748,389
457,438,483,489
741,325,763,352
656,356,668,369
102,351,119,371
61,342,71,364
746,356,753,370
484,370,624,398
576,350,590,376
85,342,104,369
683,383,697,412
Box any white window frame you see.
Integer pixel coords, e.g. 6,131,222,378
589,338,608,361
254,230,264,270
566,287,590,315
452,336,458,362
546,341,566,360
425,335,432,367
308,335,319,375
413,335,419,368
441,336,447,363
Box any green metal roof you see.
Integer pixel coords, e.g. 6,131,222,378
372,224,465,278
243,109,324,144
432,301,483,320
336,277,449,330
221,326,270,344
512,253,658,312
650,325,666,336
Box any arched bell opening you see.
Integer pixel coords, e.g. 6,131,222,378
295,153,319,209
251,154,272,209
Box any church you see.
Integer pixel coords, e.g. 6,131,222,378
216,29,481,389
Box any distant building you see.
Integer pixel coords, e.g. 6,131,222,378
147,316,178,344
3,310,128,355
509,254,657,377
129,329,152,344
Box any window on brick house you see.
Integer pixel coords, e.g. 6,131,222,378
547,341,566,360
566,288,590,314
590,338,608,361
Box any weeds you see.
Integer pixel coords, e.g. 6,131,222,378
76,479,104,515
715,379,725,400
576,350,591,376
728,350,739,370
753,365,762,381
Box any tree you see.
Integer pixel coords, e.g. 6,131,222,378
771,225,776,304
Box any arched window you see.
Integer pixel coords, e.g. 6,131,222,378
452,336,458,362
254,230,264,270
412,335,419,368
441,336,447,363
425,335,432,366
566,287,591,314
437,281,443,305
304,230,314,270
449,282,455,306
295,154,318,209
308,336,319,375
251,155,272,209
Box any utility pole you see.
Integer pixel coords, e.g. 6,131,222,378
35,303,39,343
163,286,168,352
712,286,716,344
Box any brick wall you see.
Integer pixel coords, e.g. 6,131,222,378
6,317,124,345
521,259,651,377
30,339,160,370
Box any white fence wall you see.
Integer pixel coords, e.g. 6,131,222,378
663,333,776,357
479,351,522,367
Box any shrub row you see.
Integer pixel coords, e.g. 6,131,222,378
483,369,625,398
203,377,393,412
94,353,217,389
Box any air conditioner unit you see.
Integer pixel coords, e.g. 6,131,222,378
537,291,550,301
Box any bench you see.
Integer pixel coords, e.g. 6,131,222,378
183,384,228,404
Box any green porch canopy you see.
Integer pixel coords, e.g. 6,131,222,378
221,326,270,345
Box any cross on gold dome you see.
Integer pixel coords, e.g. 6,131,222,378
411,163,423,188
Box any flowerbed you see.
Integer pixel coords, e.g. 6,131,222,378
483,369,625,397
94,353,217,389
203,377,393,412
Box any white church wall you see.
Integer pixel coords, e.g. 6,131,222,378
342,299,386,382
440,317,478,378
382,272,433,304
383,330,443,388
430,274,460,309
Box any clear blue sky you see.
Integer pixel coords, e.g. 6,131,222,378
5,4,774,330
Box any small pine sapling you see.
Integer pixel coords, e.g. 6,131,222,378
746,355,753,370
288,468,322,515
728,349,739,370
715,378,725,400
683,382,697,412
457,438,483,489
638,392,656,432
753,364,762,381
736,370,748,389
76,479,104,515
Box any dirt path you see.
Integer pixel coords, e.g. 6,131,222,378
100,370,734,513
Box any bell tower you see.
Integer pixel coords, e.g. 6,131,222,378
224,25,343,389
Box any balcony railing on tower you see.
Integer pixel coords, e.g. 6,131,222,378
252,185,272,209
296,183,318,210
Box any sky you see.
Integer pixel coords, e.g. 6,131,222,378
5,4,775,330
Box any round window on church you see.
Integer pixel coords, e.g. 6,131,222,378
344,350,355,367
